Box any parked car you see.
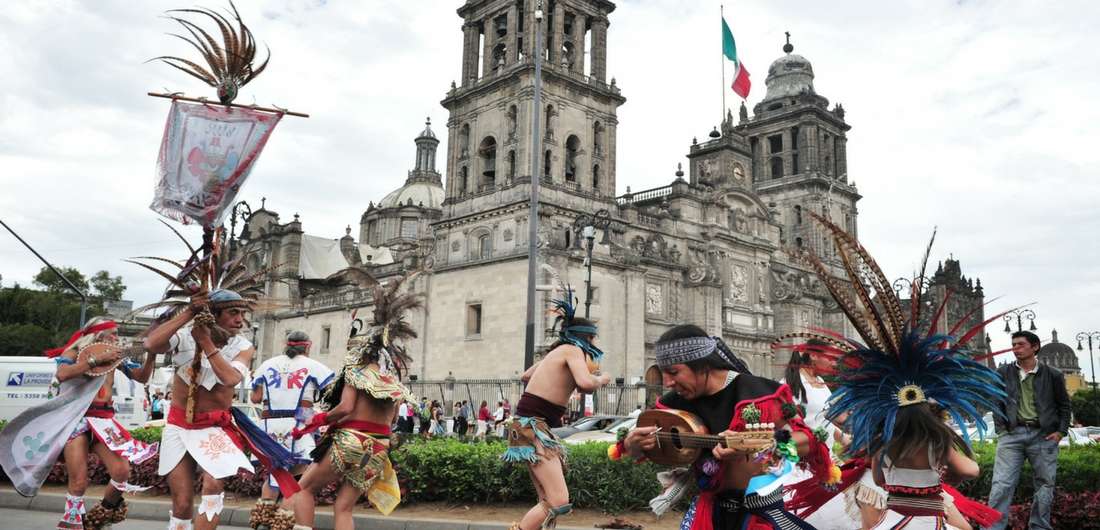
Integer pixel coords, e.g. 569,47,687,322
564,416,637,445
1064,426,1099,446
551,414,625,439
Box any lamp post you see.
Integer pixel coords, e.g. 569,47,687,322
892,276,932,299
1076,331,1100,390
1003,309,1037,334
227,200,253,253
523,0,545,371
571,209,612,319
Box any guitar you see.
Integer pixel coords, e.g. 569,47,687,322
76,342,152,377
636,409,776,466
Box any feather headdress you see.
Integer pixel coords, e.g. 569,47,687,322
342,268,424,378
548,284,604,362
152,1,270,104
778,213,1008,457
127,222,279,329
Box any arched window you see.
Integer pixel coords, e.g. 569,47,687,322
478,234,491,259
564,135,580,182
508,150,516,178
770,156,784,179
544,150,552,180
795,237,803,248
478,136,497,190
795,205,803,225
592,164,600,190
545,105,555,140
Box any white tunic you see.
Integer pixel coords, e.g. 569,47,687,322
168,326,252,390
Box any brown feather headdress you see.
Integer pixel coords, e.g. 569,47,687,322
344,269,425,378
151,1,270,104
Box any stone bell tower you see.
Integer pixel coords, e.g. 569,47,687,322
441,0,625,212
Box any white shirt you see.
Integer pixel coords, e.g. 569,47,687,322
252,354,335,410
1016,361,1040,381
398,402,410,417
493,407,505,421
169,325,252,390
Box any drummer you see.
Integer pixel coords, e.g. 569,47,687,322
616,324,834,530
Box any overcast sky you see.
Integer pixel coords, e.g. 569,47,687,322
2,1,1097,376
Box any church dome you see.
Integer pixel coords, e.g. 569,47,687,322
1038,331,1080,372
762,52,816,102
378,181,444,209
417,117,438,140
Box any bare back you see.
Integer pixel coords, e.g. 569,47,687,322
523,344,587,406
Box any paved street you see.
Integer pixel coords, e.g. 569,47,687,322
0,508,248,529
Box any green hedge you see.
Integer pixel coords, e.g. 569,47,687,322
391,437,662,512
958,441,1100,503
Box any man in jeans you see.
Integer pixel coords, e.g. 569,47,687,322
986,331,1072,530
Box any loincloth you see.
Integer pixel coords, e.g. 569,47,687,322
501,416,565,465
324,421,401,515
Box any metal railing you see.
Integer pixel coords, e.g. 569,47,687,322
405,378,664,420
616,185,672,206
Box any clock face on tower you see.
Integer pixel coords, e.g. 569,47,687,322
731,162,745,183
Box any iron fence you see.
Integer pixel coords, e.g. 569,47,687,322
405,378,664,421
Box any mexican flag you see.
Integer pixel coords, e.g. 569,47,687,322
722,17,751,99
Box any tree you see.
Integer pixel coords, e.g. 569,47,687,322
1071,388,1100,427
90,270,126,301
32,266,89,295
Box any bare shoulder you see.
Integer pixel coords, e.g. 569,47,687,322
549,343,583,360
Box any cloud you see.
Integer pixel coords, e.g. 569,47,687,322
2,0,1098,378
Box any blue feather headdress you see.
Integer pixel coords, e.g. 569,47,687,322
550,285,604,362
788,214,1008,457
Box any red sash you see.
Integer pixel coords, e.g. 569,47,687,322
167,408,301,495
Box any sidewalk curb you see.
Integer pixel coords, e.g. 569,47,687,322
0,489,594,529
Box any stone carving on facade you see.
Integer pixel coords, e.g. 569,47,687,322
697,158,716,183
669,281,680,319
642,234,668,260
729,264,749,303
731,208,749,234
687,246,717,284
645,284,663,315
503,228,514,241
757,261,769,304
668,244,682,264
451,240,461,252
507,106,518,141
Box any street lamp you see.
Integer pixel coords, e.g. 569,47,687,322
227,200,253,253
571,209,612,319
892,276,932,299
1076,331,1100,390
1003,309,1037,334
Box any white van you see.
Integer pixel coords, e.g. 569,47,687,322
0,356,57,422
0,356,148,428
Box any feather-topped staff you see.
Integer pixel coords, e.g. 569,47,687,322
151,0,269,104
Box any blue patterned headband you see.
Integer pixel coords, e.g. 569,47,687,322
655,335,750,374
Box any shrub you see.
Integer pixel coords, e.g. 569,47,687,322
958,441,1100,503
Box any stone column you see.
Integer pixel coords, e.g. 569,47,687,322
462,22,478,85
572,14,587,73
482,17,495,77
590,16,608,82
806,124,818,174
551,2,564,67
506,5,519,64
606,119,618,190
837,136,848,180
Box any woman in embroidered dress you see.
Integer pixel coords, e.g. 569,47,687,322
287,272,422,530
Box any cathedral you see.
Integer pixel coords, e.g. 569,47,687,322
234,0,987,385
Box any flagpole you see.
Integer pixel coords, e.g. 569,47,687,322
720,4,726,122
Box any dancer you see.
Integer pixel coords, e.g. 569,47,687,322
0,317,158,530
784,215,1006,530
502,288,611,530
288,271,421,530
248,331,334,529
617,324,835,529
136,235,301,530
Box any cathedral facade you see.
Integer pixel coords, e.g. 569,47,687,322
238,0,891,383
